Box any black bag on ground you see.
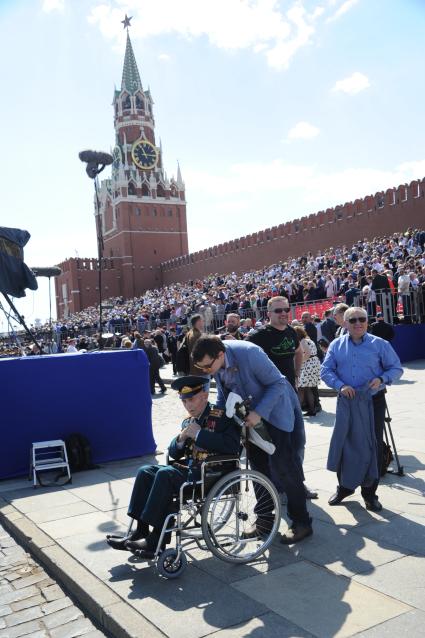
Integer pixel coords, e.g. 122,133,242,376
65,433,94,472
175,338,190,374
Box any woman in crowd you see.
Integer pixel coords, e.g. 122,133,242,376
293,325,321,417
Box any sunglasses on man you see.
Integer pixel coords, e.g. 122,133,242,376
271,307,291,314
348,316,367,324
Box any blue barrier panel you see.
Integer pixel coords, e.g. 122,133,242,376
0,349,155,479
392,324,425,363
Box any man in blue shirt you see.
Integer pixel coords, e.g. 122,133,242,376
192,335,312,544
321,307,403,511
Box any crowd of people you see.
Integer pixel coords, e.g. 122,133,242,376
1,227,424,361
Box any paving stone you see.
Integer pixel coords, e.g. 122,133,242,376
0,619,5,630
102,600,168,638
205,612,314,637
26,502,96,525
0,606,11,618
0,585,12,595
0,619,42,638
22,632,49,638
4,572,24,582
351,511,425,555
0,585,39,606
1,489,80,514
43,605,83,629
66,479,133,513
57,532,131,582
42,584,66,602
39,511,122,541
49,617,94,638
354,609,425,636
11,594,44,611
188,540,300,584
354,554,425,610
287,519,409,577
232,561,412,638
41,597,73,615
0,537,17,549
5,605,44,627
109,562,267,638
13,573,50,590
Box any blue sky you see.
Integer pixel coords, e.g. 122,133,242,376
1,0,425,327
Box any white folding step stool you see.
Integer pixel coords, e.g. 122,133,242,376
30,440,72,488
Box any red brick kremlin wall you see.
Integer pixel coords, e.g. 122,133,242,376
161,179,425,284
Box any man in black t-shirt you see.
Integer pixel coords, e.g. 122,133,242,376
248,296,317,500
247,296,302,388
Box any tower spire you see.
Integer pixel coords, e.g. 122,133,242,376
121,23,142,95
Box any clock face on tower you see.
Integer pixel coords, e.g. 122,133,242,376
131,139,158,170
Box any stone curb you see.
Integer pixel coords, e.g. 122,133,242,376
0,499,166,638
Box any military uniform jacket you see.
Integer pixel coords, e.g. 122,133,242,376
168,403,240,482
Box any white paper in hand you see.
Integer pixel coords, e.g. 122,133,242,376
225,392,244,418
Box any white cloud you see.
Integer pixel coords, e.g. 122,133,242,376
87,1,344,71
287,121,320,140
42,0,64,12
185,157,425,251
327,0,360,22
158,53,171,62
332,71,370,95
185,158,425,207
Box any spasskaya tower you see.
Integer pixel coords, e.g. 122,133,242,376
55,17,188,317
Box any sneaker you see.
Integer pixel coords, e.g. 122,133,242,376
280,524,313,544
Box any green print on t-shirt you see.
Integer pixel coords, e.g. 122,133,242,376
270,336,296,357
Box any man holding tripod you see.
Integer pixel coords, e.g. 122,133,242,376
321,307,403,512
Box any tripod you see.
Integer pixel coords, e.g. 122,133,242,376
383,400,404,476
1,292,42,354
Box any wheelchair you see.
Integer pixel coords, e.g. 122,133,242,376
126,452,281,579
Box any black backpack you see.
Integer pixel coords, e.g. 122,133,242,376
176,338,190,374
65,433,93,472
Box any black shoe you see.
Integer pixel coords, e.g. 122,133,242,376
241,519,274,539
106,527,147,550
160,387,167,394
305,486,318,500
315,405,322,414
280,524,313,544
363,496,382,512
127,528,170,553
328,486,354,506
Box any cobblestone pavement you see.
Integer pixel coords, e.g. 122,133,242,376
0,523,106,638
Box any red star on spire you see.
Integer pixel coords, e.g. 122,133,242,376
121,14,132,29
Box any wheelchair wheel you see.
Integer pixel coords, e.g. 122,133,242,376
201,469,281,564
181,495,235,541
156,548,187,579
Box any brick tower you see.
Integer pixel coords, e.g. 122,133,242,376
55,21,188,317
99,25,188,297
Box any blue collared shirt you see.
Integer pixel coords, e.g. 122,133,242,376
321,332,403,393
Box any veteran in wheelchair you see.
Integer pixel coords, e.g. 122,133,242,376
106,375,281,578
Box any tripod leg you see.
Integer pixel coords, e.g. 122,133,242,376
2,292,42,354
384,403,404,476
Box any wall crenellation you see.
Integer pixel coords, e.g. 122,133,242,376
161,178,425,283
